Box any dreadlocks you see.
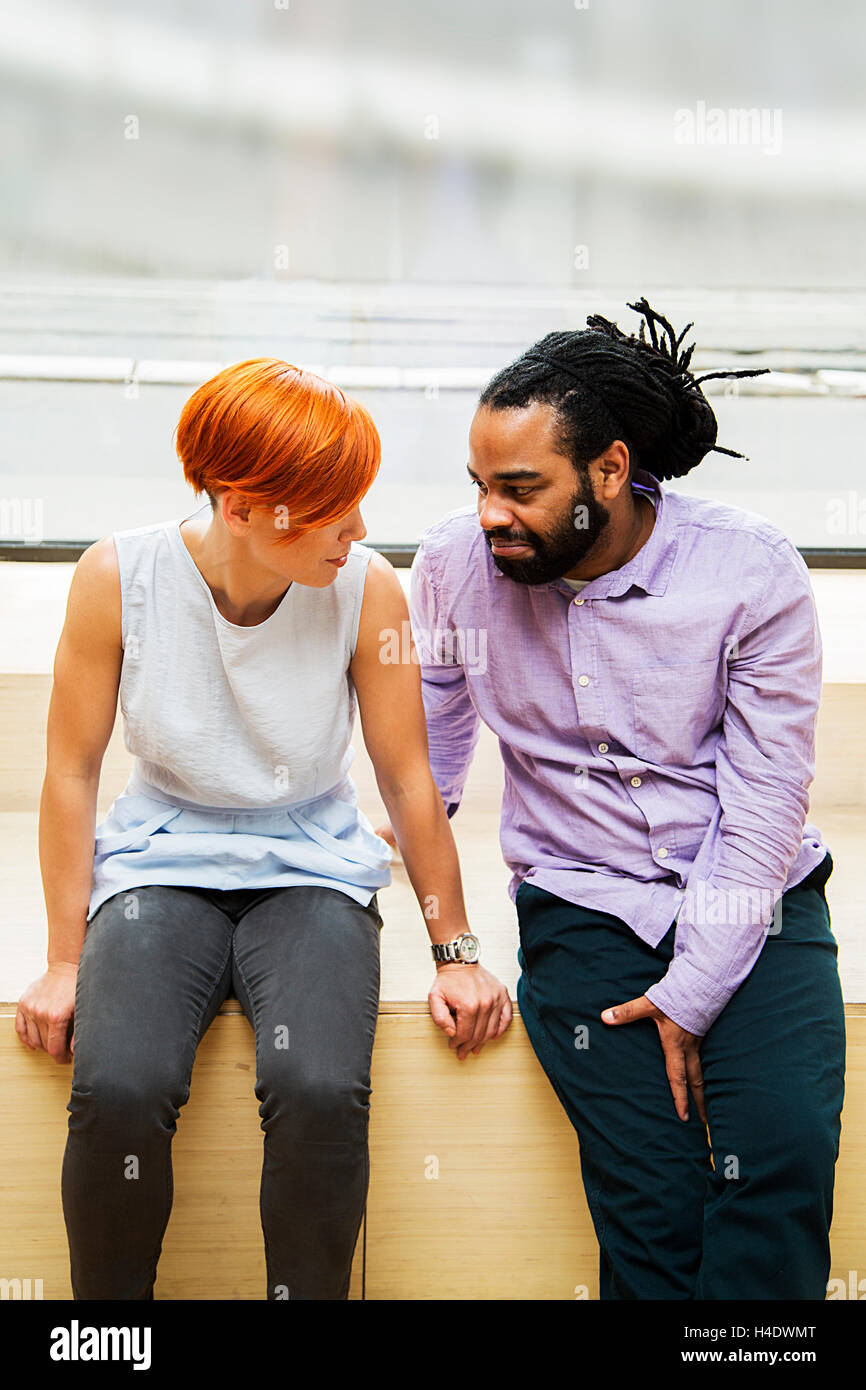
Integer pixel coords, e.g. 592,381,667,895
478,297,770,482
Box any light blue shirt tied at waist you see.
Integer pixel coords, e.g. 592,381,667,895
88,502,392,922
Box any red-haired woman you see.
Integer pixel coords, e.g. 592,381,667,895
16,359,511,1300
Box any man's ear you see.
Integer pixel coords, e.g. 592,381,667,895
596,440,633,500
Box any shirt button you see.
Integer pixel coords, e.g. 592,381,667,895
657,847,669,859
630,776,642,787
573,597,585,605
578,675,590,686
598,742,609,753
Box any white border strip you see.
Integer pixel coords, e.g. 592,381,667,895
0,355,863,396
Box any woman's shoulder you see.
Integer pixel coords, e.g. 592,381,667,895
346,538,378,566
72,535,121,612
343,542,395,601
57,544,122,682
349,546,407,660
352,544,400,592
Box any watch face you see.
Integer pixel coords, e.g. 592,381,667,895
458,934,480,963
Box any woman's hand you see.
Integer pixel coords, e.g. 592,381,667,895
374,821,398,852
428,964,513,1060
15,963,78,1064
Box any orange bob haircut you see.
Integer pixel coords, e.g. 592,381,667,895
175,358,380,545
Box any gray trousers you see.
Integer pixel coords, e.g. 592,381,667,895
62,882,383,1300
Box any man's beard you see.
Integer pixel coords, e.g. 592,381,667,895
485,469,611,585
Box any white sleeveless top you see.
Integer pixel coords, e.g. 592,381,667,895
88,502,392,921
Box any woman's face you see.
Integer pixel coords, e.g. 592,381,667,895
245,500,369,589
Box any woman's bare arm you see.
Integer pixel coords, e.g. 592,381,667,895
16,536,124,1062
349,552,512,1058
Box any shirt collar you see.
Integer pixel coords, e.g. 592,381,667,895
490,467,676,599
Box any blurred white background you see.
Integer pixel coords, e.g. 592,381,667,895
0,0,863,546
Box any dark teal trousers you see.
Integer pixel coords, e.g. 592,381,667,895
515,851,846,1300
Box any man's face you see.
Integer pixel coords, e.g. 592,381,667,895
468,401,612,585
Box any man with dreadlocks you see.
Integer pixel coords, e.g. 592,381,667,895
400,297,845,1300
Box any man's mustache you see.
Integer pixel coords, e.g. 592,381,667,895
486,531,535,544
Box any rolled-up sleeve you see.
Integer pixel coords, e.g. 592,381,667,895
408,538,482,816
645,540,823,1036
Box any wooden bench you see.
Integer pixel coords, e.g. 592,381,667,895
2,574,865,1297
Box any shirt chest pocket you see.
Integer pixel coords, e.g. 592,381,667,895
630,657,725,768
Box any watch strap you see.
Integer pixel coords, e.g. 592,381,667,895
431,934,479,964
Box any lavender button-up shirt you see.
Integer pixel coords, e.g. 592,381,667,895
408,467,828,1036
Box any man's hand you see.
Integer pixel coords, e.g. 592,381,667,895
601,994,707,1124
428,964,512,1060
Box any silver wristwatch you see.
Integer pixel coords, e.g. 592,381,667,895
431,932,480,965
